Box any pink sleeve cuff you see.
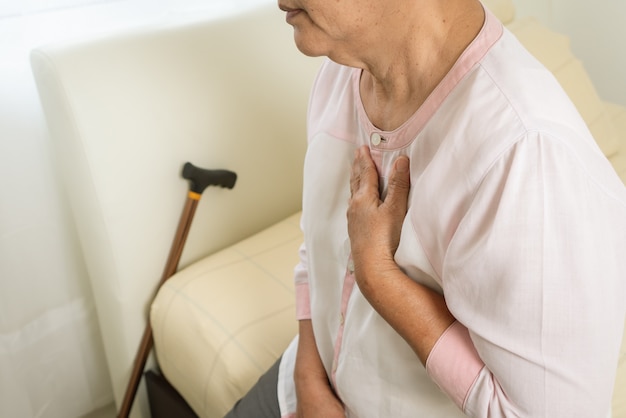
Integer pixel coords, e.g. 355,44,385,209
295,282,311,320
425,321,485,409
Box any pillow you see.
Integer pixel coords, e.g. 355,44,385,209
482,0,516,25
606,103,626,183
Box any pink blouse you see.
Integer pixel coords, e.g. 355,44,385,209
277,7,626,417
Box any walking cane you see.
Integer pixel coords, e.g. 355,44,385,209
117,162,237,418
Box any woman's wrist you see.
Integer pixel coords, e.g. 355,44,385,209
352,254,400,297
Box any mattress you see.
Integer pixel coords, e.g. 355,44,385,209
151,210,626,417
151,212,302,417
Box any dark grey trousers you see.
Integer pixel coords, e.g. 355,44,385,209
223,357,282,418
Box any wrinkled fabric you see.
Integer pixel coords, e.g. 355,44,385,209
278,7,626,418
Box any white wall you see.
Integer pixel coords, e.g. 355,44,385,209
512,0,626,107
0,1,269,417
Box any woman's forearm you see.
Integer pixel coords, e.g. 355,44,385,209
294,319,346,417
354,259,455,364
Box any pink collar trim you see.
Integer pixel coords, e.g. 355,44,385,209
354,6,504,150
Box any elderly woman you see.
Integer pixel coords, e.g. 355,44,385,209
225,0,626,417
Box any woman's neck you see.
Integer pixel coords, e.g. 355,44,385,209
359,1,485,131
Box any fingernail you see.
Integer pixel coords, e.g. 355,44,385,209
396,157,409,173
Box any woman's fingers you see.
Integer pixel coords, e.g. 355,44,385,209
384,155,410,214
350,146,410,209
350,146,379,201
348,147,410,257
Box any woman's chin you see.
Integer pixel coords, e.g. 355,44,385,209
293,30,326,58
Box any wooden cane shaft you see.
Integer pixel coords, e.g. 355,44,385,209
161,196,199,280
117,194,200,418
117,323,154,417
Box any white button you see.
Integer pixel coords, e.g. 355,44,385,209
371,132,382,146
348,260,355,273
340,313,345,325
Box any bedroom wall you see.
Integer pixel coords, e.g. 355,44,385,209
0,1,272,417
512,0,626,107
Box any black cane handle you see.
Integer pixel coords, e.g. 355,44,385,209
182,162,237,194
